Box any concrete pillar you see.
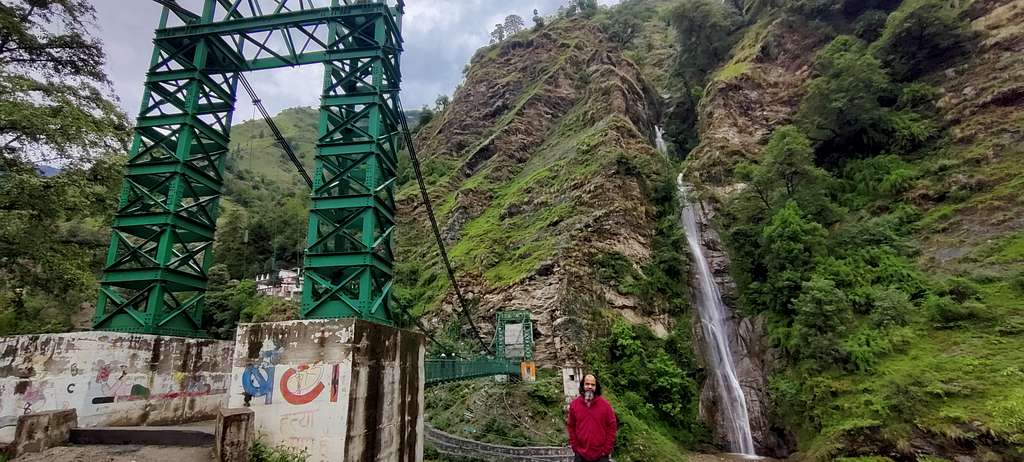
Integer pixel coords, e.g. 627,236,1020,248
227,319,425,462
216,408,254,462
11,409,77,457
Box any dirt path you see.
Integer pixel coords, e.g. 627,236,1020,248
14,445,212,462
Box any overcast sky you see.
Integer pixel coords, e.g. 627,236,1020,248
92,1,619,123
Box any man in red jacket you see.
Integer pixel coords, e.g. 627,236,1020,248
566,374,617,462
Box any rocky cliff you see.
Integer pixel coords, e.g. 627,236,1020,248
396,18,671,364
684,0,1024,459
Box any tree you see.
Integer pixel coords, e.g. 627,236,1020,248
417,105,435,128
532,9,545,29
797,36,936,163
489,23,506,44
748,201,827,318
739,126,831,216
789,276,853,362
796,36,894,163
0,155,124,335
503,14,525,36
566,0,598,17
0,0,129,164
670,0,742,85
434,94,451,112
875,1,975,81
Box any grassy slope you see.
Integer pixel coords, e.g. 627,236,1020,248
403,16,697,462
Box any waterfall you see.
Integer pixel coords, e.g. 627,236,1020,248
655,126,668,155
677,175,757,456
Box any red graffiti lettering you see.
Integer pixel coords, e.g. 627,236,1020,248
330,364,339,402
280,364,325,405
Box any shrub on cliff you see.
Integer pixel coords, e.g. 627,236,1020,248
670,0,743,85
874,0,975,81
797,36,937,164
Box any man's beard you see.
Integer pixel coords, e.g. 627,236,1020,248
584,390,594,402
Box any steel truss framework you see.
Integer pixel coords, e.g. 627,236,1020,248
94,0,405,337
494,311,534,361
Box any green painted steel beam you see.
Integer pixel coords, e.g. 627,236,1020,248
154,7,382,40
95,0,405,337
301,3,401,324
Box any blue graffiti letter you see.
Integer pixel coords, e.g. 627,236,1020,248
241,366,274,405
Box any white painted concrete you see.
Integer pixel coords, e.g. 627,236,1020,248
228,318,425,462
0,332,234,429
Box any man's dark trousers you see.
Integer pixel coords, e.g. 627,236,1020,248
574,454,610,462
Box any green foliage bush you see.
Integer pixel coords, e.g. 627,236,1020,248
670,0,742,84
924,290,992,327
854,10,889,42
874,0,975,81
586,320,705,450
797,36,937,164
748,201,828,317
204,278,298,339
598,0,658,45
250,438,308,462
1012,271,1024,294
790,276,854,362
0,157,123,335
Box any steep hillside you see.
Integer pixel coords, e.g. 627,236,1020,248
679,0,1024,459
398,18,670,361
397,16,705,461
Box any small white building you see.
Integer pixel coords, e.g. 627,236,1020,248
562,366,585,404
255,268,302,301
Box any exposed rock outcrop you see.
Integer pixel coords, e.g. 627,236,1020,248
397,19,670,364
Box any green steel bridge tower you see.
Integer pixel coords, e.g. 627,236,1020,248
94,0,405,337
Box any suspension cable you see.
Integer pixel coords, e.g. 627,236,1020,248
394,96,493,355
238,73,314,189
233,71,488,356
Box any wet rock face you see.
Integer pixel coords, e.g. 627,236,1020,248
687,196,790,458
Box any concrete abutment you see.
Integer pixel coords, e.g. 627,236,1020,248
228,318,425,462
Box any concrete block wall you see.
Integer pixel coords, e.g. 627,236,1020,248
228,318,425,462
0,331,234,428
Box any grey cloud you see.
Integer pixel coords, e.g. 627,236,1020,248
91,0,619,122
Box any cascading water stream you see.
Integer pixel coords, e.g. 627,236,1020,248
676,174,757,456
655,126,669,155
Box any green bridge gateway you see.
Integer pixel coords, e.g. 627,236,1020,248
89,0,534,385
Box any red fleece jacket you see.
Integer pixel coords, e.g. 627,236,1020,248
566,395,617,460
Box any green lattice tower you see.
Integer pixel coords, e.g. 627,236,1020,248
494,311,534,361
94,0,405,337
301,2,402,323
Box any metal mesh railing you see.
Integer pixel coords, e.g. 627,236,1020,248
425,359,520,385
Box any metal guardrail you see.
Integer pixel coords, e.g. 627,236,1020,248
425,359,520,385
425,424,574,462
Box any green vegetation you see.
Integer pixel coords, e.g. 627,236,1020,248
425,372,568,447
586,319,705,461
704,0,1024,458
250,438,308,462
2,0,1021,460
0,0,129,335
202,264,299,340
670,0,743,85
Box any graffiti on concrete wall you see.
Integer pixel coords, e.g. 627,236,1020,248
230,335,351,462
0,332,234,427
240,355,342,406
